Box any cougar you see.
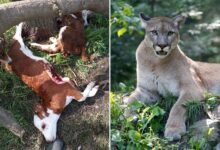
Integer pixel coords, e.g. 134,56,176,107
124,12,220,141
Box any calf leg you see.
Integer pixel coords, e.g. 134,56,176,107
30,39,61,53
76,81,98,102
81,47,89,61
0,55,12,71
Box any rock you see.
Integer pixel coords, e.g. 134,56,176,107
206,105,220,120
215,143,220,150
189,119,220,142
46,138,64,150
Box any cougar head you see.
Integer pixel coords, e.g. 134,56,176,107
140,13,185,58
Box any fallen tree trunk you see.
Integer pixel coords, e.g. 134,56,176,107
0,106,25,138
0,0,109,35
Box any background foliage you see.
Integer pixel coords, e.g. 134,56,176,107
111,0,220,89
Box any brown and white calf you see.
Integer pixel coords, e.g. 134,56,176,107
30,13,89,61
2,23,99,142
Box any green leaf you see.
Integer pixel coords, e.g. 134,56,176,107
128,130,141,142
55,53,62,63
128,100,144,110
207,127,214,137
151,106,165,116
117,27,127,37
111,129,122,142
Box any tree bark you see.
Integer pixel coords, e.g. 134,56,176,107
0,106,25,138
0,0,109,35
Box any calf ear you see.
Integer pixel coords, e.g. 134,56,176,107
173,15,186,28
139,12,151,28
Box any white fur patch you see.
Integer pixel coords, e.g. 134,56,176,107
34,109,60,142
49,37,57,43
82,10,92,26
58,26,67,40
141,21,146,28
154,46,171,58
78,81,97,102
65,96,74,107
163,46,169,52
30,43,58,52
155,46,161,51
70,14,77,19
62,77,70,82
88,85,99,97
14,23,48,63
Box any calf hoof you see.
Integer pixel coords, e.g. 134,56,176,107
165,125,186,141
82,55,89,61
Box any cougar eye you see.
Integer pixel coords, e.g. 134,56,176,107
168,31,175,36
150,30,158,35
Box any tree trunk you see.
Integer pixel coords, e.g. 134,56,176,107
0,106,25,138
0,0,109,35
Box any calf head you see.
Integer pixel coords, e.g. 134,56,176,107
34,105,60,142
56,13,84,29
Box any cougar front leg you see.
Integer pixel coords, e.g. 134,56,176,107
123,87,159,118
123,87,159,105
165,91,203,141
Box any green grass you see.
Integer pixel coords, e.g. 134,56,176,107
184,100,205,126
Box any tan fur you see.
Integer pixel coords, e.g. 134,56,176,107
124,14,220,140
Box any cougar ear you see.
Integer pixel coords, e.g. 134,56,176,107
173,15,186,28
139,12,151,28
140,12,151,21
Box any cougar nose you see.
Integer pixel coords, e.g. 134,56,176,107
158,44,168,49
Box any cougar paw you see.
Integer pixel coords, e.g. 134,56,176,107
123,96,133,105
165,124,186,141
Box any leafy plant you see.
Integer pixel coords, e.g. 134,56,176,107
111,91,179,149
204,92,220,110
189,137,210,150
